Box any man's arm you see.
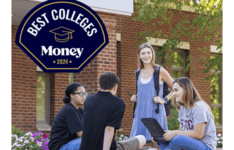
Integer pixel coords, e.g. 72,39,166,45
103,126,115,150
103,101,125,149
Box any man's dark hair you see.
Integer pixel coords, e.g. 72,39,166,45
99,72,120,90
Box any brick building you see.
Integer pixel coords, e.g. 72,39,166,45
12,0,222,138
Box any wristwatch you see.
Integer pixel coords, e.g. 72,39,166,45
163,97,168,104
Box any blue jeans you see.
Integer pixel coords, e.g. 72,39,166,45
60,138,82,150
157,135,212,150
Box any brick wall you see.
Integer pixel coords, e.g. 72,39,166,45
51,73,69,123
12,25,37,133
73,12,117,95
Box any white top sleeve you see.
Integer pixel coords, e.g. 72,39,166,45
192,103,208,126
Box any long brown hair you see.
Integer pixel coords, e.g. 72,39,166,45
138,43,157,69
173,77,214,120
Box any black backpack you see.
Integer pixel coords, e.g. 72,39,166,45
133,65,172,118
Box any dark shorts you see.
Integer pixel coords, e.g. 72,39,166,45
116,137,140,150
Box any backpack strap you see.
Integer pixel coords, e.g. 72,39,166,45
136,69,140,95
154,66,160,96
154,65,161,114
133,69,140,118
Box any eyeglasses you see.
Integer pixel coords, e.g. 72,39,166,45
73,92,88,97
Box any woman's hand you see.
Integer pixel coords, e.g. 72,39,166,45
151,137,157,145
153,96,165,104
163,130,178,141
131,95,137,102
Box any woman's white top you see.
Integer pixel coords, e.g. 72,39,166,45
140,75,164,85
178,101,217,150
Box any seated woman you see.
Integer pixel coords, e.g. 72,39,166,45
48,83,87,150
152,77,217,150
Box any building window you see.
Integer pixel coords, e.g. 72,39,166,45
36,72,51,125
210,54,222,126
153,47,189,79
69,73,74,84
171,51,186,79
153,46,162,65
168,50,189,107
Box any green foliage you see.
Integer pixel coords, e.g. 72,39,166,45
167,108,180,130
12,125,25,138
203,54,222,80
134,0,222,80
210,70,222,124
116,130,129,141
216,133,223,148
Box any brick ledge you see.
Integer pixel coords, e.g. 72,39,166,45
36,124,51,131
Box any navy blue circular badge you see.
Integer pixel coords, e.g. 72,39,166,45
16,0,109,72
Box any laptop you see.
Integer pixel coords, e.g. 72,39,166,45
141,118,169,143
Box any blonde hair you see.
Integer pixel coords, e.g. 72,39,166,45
173,77,214,120
138,43,157,69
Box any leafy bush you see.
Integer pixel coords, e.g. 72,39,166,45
167,108,180,130
116,130,129,141
12,125,25,137
216,133,223,148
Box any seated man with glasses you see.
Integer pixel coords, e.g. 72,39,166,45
80,72,146,150
48,83,87,150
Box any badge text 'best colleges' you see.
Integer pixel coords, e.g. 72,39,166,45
28,8,98,59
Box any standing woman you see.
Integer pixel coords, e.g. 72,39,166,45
48,83,88,150
153,77,217,150
130,43,174,145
